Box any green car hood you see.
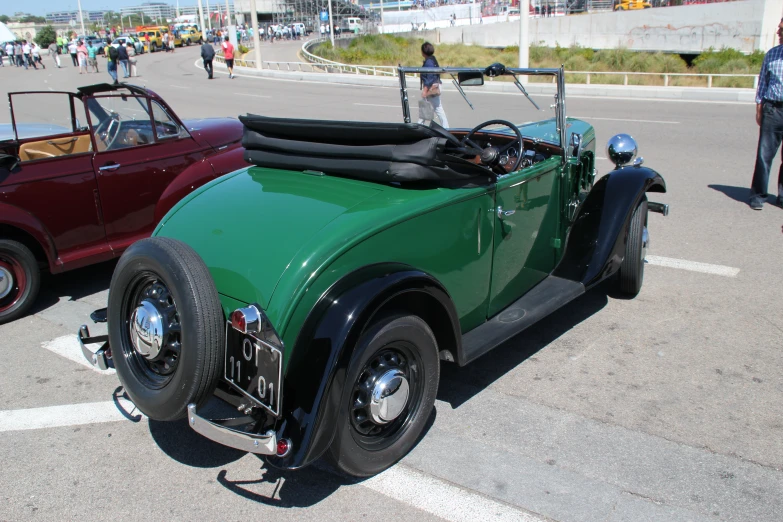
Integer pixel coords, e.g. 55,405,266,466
154,167,383,308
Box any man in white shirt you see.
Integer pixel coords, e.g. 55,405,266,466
320,24,325,37
3,42,12,66
22,40,37,69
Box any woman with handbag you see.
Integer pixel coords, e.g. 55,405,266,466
419,42,449,128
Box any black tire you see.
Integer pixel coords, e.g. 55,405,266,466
0,239,40,325
108,237,224,421
616,198,648,297
327,314,440,477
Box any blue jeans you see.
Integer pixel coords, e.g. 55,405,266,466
107,61,117,82
750,102,783,202
120,59,129,77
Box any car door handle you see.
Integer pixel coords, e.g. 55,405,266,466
497,206,515,219
99,163,121,172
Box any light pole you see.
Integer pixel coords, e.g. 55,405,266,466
249,0,261,69
77,0,86,36
197,0,206,38
327,0,334,47
206,0,212,30
225,0,231,27
519,0,529,73
380,0,384,34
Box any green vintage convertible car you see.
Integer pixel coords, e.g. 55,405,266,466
79,63,668,477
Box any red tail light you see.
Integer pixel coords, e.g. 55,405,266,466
276,438,292,457
230,309,247,333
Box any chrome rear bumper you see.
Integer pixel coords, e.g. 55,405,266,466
187,403,278,455
78,324,112,371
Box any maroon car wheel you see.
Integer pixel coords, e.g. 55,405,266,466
0,240,41,325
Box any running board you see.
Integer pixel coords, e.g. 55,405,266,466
459,276,585,366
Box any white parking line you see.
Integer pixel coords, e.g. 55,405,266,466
235,93,272,98
354,103,404,108
0,398,143,433
42,335,115,375
168,85,189,89
571,116,680,124
364,465,545,522
646,255,740,277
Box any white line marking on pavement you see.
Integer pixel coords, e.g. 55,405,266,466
42,335,116,375
169,84,189,89
363,465,545,522
235,93,272,98
0,399,144,433
354,103,403,108
571,116,680,124
646,255,740,277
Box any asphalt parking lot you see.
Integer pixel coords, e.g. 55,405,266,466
1,44,782,521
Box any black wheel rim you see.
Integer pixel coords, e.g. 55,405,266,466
349,341,424,451
119,272,182,389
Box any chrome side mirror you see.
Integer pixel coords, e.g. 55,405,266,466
570,133,582,158
606,134,637,168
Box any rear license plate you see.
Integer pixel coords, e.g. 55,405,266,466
224,323,282,416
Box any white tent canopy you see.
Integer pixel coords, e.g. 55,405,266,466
0,22,17,43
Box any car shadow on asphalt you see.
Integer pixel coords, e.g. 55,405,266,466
30,258,118,315
437,287,610,409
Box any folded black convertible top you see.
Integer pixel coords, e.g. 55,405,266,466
239,114,494,186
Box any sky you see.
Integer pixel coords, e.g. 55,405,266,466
4,1,206,17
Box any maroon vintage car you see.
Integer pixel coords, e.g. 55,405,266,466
0,83,248,324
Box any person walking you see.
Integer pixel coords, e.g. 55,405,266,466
14,41,24,68
116,42,129,78
222,35,235,79
31,42,44,69
88,41,99,73
418,42,449,128
750,17,783,210
48,41,61,67
126,43,138,77
22,40,37,69
68,40,78,66
77,40,88,74
107,43,119,85
5,42,13,66
201,39,215,79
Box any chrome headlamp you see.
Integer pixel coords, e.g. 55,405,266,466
606,133,640,168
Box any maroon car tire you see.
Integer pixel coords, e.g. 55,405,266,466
108,237,224,421
0,239,40,325
327,314,440,477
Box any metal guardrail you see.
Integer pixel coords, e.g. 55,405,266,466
215,39,759,89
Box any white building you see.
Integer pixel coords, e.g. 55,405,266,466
120,2,177,21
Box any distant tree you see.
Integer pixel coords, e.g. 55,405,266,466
20,15,46,24
35,25,57,47
0,15,10,23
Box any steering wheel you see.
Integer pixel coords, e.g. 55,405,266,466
462,120,524,174
95,112,122,151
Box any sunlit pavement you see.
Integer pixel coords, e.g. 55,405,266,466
1,46,782,522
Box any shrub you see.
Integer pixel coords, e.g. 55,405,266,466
238,44,249,54
35,25,57,48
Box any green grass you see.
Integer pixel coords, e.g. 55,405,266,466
311,36,759,87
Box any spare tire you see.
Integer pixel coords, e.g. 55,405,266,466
108,237,224,421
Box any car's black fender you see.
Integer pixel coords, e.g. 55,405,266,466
553,165,666,288
267,263,460,470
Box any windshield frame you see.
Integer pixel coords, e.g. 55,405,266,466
396,65,567,156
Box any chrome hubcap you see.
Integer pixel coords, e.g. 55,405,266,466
0,266,12,300
369,369,410,424
130,300,166,360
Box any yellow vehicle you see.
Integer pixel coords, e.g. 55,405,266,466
174,24,203,46
613,0,651,9
137,27,164,52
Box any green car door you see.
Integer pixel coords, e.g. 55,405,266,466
487,156,562,317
